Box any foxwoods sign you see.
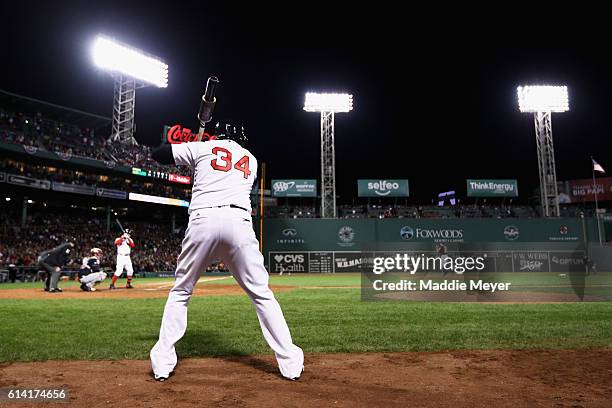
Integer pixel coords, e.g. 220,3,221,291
358,179,409,197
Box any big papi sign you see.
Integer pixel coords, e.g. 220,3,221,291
560,177,612,202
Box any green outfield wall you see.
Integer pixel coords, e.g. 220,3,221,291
262,218,603,273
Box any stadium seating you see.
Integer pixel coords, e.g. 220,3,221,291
0,207,184,273
0,108,190,176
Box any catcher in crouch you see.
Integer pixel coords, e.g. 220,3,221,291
80,248,106,292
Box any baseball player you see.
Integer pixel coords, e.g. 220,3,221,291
437,243,450,276
38,241,74,293
79,248,106,292
279,261,291,276
149,130,304,382
109,230,135,289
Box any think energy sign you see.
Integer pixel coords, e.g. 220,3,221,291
466,179,518,197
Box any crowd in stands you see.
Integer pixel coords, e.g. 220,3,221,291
106,143,190,177
266,205,318,218
0,209,185,273
266,204,544,219
343,204,540,218
0,108,190,176
0,159,192,201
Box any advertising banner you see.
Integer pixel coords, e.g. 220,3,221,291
169,174,191,184
7,174,51,190
271,179,317,197
52,182,95,196
129,192,190,207
95,188,127,200
562,177,612,202
357,179,409,197
267,250,585,273
466,179,518,197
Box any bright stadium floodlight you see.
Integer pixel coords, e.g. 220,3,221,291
92,36,168,88
303,93,353,113
303,92,354,218
91,35,168,144
517,85,569,217
517,85,568,113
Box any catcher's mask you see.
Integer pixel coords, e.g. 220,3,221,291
211,120,247,145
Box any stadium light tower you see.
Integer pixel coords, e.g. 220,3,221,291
304,92,353,218
91,35,168,144
517,85,569,217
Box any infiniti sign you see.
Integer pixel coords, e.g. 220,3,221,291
282,229,298,237
277,228,304,244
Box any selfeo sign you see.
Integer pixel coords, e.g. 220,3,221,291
357,179,409,197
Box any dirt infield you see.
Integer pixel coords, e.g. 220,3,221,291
1,349,610,407
0,281,293,300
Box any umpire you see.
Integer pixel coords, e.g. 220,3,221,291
38,241,75,293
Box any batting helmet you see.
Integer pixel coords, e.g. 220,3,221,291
212,120,247,145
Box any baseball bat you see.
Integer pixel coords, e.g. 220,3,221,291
115,218,126,234
197,76,219,138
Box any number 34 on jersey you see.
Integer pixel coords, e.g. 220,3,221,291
210,147,251,179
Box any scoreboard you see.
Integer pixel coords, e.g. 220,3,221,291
131,167,191,184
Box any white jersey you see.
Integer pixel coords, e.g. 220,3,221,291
172,140,257,213
115,237,133,256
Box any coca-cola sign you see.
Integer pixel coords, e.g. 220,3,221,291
166,124,213,144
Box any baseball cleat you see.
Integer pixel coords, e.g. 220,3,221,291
125,283,133,289
49,288,62,293
109,284,116,290
289,366,304,381
90,287,97,292
80,283,91,292
154,374,169,382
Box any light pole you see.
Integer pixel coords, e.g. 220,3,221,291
517,85,569,217
304,92,353,218
92,35,168,145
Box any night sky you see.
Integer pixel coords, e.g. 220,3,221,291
2,2,611,204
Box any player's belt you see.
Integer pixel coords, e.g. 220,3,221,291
203,204,249,212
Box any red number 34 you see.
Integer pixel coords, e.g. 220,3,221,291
210,147,251,179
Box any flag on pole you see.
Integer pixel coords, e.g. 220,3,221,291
593,158,606,173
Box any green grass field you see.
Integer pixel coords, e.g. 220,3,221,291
1,274,612,363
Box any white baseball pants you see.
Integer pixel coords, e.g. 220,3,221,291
114,255,133,277
80,271,106,288
150,207,303,379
